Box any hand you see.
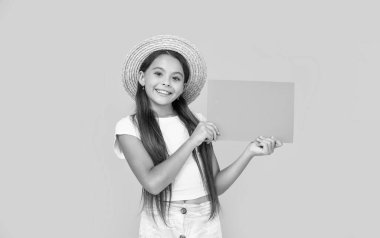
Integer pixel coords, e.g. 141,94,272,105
190,121,220,147
246,136,283,157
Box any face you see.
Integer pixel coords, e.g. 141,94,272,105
138,54,185,111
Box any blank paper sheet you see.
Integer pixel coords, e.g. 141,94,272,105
207,80,294,143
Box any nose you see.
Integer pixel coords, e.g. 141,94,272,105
161,76,171,87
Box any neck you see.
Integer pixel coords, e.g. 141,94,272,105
156,112,178,118
151,106,177,118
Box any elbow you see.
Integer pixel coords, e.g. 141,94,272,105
140,170,168,195
217,189,226,196
216,186,224,196
144,181,164,195
148,188,161,196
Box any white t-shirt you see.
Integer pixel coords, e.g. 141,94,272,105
113,112,209,201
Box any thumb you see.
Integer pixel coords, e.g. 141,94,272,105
253,140,264,149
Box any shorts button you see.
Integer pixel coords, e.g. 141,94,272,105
179,235,186,238
180,207,187,214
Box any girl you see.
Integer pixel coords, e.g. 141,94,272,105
114,35,283,238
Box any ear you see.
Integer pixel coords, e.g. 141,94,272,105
138,71,145,87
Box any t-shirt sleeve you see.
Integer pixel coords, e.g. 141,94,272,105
113,116,141,160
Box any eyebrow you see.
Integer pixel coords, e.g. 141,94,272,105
152,67,184,78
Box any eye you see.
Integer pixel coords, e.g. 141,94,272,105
154,72,162,76
173,77,181,81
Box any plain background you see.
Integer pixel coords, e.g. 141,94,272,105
1,0,379,237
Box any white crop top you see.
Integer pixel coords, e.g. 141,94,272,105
113,112,208,201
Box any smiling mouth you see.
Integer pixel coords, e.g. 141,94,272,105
155,89,173,96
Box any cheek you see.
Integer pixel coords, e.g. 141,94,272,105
176,83,185,92
144,79,156,89
175,87,184,95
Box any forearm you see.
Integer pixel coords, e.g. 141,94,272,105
148,138,198,194
215,149,254,195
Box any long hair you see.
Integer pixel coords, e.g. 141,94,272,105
131,49,221,225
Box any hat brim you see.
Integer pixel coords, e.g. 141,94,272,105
122,35,207,105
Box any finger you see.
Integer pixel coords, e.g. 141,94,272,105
257,141,264,149
206,123,218,141
269,138,276,151
255,141,264,151
207,122,220,136
263,138,275,152
266,140,275,154
206,126,216,141
269,139,276,152
257,138,267,143
205,136,212,144
260,137,273,151
260,140,269,154
269,136,283,148
204,130,214,143
252,140,261,146
207,130,214,142
256,139,264,148
275,140,283,148
262,142,270,154
253,140,264,149
200,124,213,142
270,136,276,149
257,137,274,146
211,124,220,141
268,140,275,153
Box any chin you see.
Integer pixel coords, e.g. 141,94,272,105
152,97,175,105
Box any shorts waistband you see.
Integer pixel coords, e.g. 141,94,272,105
168,200,211,208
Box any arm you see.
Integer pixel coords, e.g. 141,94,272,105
211,136,281,195
117,134,198,195
211,145,255,196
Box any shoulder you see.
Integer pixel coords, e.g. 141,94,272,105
115,114,140,137
116,114,136,126
115,115,130,128
113,114,141,160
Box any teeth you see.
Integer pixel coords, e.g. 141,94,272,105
156,89,171,95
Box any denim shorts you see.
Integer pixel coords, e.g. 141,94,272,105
138,201,222,238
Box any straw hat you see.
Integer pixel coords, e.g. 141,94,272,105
121,35,207,105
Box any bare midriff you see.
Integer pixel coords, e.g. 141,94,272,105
164,195,209,204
